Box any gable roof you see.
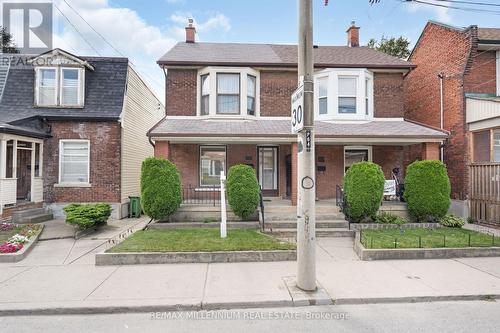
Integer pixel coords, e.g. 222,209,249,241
158,42,414,69
0,53,129,125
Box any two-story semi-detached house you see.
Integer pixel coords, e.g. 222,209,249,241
0,49,164,220
149,22,447,205
405,21,500,224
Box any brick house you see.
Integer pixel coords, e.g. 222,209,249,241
404,21,500,221
149,22,447,205
0,49,164,220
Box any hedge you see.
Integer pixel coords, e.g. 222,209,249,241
64,203,111,230
343,162,385,223
404,160,451,222
140,157,182,220
226,164,260,219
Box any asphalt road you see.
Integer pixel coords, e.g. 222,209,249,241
1,300,500,333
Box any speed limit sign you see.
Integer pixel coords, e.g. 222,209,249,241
291,85,304,133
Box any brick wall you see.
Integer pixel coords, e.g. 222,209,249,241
373,73,405,118
373,145,405,179
169,144,198,188
316,145,343,200
404,22,475,200
44,121,121,203
464,50,497,94
260,70,297,117
166,69,197,116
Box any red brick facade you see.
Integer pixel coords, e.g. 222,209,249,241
43,121,122,203
373,73,405,118
260,71,297,117
404,22,477,200
165,69,197,116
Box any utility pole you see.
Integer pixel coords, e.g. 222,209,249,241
296,0,316,291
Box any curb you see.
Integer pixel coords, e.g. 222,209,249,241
1,294,498,316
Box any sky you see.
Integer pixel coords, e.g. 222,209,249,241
3,0,500,102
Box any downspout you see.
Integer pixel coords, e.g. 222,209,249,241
438,73,444,162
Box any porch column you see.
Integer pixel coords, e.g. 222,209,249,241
154,140,170,160
421,142,440,160
291,142,298,206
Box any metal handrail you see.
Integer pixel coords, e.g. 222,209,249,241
259,188,265,232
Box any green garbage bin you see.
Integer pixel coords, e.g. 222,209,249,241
129,196,141,218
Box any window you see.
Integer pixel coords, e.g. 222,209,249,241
39,68,57,106
365,79,370,116
34,143,41,177
318,77,328,115
217,73,240,114
494,130,500,162
247,75,256,115
59,140,89,184
61,68,80,106
5,140,14,178
200,146,226,186
200,74,210,116
338,76,357,114
36,67,84,107
344,147,371,173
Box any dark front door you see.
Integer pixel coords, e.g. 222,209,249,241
258,147,279,197
285,154,292,198
16,149,32,201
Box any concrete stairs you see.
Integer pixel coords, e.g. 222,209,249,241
262,204,354,239
12,208,54,224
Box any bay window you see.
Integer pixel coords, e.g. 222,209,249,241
59,140,89,184
198,67,259,117
314,69,373,120
36,67,84,107
199,146,226,187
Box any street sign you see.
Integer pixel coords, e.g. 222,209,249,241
291,85,304,133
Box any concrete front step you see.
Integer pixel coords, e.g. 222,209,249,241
265,214,345,221
12,208,53,224
265,228,355,238
264,220,349,229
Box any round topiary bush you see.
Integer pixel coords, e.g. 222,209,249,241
343,162,385,223
140,157,182,220
404,160,451,222
226,164,260,220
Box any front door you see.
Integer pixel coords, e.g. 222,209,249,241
258,147,279,197
16,149,32,201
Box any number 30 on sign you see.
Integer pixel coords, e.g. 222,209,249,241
291,85,304,133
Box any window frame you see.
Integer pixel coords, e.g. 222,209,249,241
200,74,210,116
493,129,500,162
35,67,85,108
197,67,260,118
199,145,227,187
317,75,329,116
58,139,90,185
216,73,241,115
247,74,257,116
343,146,373,174
338,75,358,115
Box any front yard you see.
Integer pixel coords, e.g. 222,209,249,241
361,227,500,249
107,228,296,253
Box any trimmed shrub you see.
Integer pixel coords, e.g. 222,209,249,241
343,162,385,223
440,215,465,228
64,203,112,230
226,164,260,219
404,160,451,222
140,157,182,220
374,212,407,225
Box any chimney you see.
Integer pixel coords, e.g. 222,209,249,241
185,18,196,43
346,21,360,47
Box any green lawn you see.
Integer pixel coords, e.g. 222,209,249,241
361,227,500,249
0,226,23,243
107,228,296,253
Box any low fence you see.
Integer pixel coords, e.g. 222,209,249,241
182,185,222,206
469,163,500,226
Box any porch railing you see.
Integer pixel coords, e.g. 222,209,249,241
336,185,344,211
259,188,265,232
469,163,500,226
182,185,221,206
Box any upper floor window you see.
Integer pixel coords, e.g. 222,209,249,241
36,67,84,107
198,67,259,118
494,129,500,162
314,69,373,120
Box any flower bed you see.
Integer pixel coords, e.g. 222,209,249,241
0,223,43,254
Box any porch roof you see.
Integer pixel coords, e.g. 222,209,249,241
149,118,448,143
0,122,49,139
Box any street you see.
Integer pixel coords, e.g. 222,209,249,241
1,300,499,333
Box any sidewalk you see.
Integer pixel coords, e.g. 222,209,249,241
1,221,500,315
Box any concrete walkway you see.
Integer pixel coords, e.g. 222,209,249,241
1,222,500,315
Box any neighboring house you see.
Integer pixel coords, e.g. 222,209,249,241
148,22,447,205
0,48,164,220
404,21,500,224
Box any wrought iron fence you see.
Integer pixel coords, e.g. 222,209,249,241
182,185,221,206
335,185,344,210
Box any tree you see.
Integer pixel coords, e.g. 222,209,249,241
367,36,410,59
0,26,19,53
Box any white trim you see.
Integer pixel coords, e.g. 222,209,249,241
35,67,85,107
35,67,58,107
496,50,500,96
58,139,90,185
60,67,84,107
343,145,373,173
199,145,227,187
